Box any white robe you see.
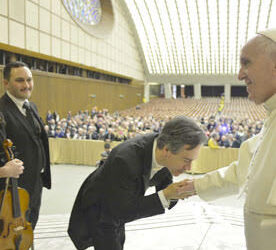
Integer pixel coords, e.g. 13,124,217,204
194,94,276,250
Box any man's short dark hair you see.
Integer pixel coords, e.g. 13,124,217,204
104,143,111,149
157,116,207,153
3,61,28,81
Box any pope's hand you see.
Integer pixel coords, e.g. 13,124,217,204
163,179,196,201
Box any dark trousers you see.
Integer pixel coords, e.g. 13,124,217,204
87,206,126,250
28,182,43,229
92,223,125,250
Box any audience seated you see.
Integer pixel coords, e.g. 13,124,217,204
208,132,220,148
45,98,265,148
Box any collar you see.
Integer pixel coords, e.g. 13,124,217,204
6,91,28,109
6,91,28,115
151,138,164,178
264,94,276,115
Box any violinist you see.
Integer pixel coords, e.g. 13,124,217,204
0,111,34,250
0,61,51,231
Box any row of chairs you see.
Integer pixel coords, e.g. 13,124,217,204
120,97,266,121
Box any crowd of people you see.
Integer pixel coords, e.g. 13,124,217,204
44,102,264,148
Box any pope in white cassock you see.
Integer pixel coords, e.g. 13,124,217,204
179,28,276,250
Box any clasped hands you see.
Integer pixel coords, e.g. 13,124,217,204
163,179,196,201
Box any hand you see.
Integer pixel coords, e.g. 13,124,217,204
0,159,24,178
163,179,196,201
176,179,196,199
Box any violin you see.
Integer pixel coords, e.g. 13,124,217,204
0,139,33,250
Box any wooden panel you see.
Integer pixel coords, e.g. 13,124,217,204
49,139,239,172
49,138,121,165
191,147,239,173
0,67,144,119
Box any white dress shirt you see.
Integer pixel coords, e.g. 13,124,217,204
6,91,28,116
151,139,170,208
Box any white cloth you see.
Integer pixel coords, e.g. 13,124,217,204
151,139,170,208
245,94,276,213
195,94,276,249
244,210,276,250
258,28,276,43
194,134,258,200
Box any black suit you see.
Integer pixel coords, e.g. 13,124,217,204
0,93,51,228
68,133,176,250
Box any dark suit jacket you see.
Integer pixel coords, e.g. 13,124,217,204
68,133,175,250
0,93,51,194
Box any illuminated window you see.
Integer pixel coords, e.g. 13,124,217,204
63,0,102,25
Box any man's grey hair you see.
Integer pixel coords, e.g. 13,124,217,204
255,35,276,62
157,116,207,153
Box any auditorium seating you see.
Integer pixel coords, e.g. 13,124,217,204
119,97,266,121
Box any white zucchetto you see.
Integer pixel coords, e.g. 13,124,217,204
258,28,276,43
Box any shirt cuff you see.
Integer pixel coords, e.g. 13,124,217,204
158,190,170,208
